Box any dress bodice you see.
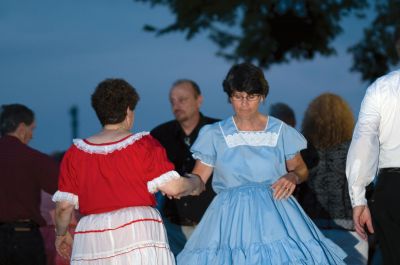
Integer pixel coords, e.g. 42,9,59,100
55,133,176,214
191,116,307,193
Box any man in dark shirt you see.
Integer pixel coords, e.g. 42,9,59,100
0,104,59,265
151,79,218,256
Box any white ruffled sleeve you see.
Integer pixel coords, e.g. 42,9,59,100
147,170,180,194
52,190,79,209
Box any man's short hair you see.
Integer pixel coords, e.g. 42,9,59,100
269,102,296,127
171,79,202,97
0,104,34,136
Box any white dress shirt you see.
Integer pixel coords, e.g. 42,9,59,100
346,69,400,207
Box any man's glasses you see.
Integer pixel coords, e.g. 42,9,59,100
231,94,261,101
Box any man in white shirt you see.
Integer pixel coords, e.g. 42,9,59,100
346,69,400,265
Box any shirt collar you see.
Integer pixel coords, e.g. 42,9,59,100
173,112,206,138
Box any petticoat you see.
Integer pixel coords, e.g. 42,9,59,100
70,206,174,265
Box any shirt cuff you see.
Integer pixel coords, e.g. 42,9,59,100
350,186,368,207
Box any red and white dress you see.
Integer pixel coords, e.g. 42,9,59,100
52,132,178,265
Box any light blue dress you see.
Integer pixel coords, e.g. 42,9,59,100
177,116,346,264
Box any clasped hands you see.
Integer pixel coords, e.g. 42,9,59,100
55,231,73,260
159,174,205,199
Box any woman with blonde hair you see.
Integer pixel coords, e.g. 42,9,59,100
299,93,368,265
302,93,354,150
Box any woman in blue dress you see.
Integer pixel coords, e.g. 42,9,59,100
175,63,347,264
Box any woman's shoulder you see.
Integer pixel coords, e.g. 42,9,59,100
199,119,223,134
266,116,288,136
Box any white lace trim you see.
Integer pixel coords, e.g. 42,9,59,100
220,121,283,148
73,132,149,154
52,190,79,209
224,131,279,147
147,170,180,194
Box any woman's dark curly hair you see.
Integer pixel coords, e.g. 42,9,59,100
223,62,269,99
91,78,140,126
302,93,354,149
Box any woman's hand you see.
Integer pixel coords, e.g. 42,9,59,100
157,178,184,198
271,172,298,200
55,231,73,260
158,176,205,199
186,174,206,196
271,153,308,200
159,160,212,199
55,201,74,259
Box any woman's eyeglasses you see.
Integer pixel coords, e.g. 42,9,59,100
231,94,261,101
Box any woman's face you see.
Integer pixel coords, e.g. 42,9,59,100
230,91,263,118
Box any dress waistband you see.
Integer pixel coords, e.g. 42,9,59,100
220,181,273,193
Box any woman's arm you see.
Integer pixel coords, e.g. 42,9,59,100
55,201,74,260
271,153,308,200
286,153,308,183
192,159,214,184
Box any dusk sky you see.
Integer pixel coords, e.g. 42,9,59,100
1,0,381,153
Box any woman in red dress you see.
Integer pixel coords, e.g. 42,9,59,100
52,79,203,264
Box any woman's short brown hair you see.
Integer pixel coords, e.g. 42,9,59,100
91,79,140,126
223,62,269,99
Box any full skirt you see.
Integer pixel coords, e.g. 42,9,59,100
177,183,346,265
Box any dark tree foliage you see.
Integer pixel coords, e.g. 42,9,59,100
349,0,400,82
136,0,368,69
